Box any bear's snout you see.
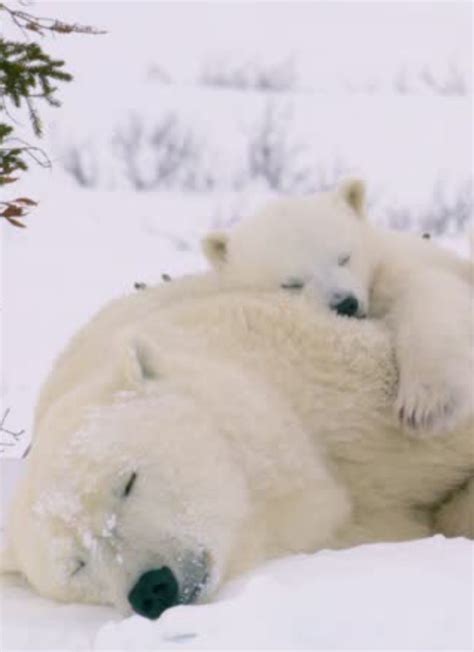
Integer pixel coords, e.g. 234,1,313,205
331,294,360,318
128,566,179,619
127,549,210,619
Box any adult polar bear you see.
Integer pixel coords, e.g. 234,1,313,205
3,276,473,620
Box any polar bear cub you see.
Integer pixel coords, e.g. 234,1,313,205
203,180,473,435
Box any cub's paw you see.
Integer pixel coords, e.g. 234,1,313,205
395,378,465,437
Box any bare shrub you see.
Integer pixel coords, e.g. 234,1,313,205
62,144,99,188
112,115,147,190
346,62,470,96
113,113,215,191
393,62,470,96
393,67,412,95
200,57,296,93
419,62,468,96
242,101,350,194
385,179,473,235
242,101,312,192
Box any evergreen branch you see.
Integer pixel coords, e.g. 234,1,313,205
0,2,103,227
1,138,52,168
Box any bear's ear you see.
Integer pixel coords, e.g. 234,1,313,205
202,231,228,268
338,178,366,218
124,338,160,385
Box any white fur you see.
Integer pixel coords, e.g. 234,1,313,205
4,280,473,613
434,477,474,539
203,181,474,435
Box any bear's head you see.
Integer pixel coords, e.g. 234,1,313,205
3,343,257,619
203,179,375,318
4,334,343,619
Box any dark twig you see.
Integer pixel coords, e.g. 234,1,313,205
0,3,106,38
0,408,25,454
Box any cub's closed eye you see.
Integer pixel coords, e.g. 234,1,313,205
338,253,351,266
281,279,305,290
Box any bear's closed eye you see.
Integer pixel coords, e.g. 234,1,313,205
123,472,138,498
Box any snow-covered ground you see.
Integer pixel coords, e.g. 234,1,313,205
1,1,472,650
1,537,472,650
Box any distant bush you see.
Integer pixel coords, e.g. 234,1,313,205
112,113,216,191
346,62,470,96
385,179,473,235
241,100,350,194
62,143,99,188
242,101,312,192
393,62,470,96
199,57,297,93
418,63,469,96
62,102,350,198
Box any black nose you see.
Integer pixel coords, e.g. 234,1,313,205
128,566,179,620
333,295,359,317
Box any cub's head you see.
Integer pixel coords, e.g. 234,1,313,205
203,179,374,318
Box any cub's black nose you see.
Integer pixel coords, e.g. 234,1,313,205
333,295,359,317
128,567,179,620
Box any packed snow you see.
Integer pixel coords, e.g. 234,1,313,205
1,537,472,650
1,1,472,650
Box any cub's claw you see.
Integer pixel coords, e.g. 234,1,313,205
395,381,461,437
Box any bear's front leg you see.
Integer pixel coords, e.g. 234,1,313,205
388,269,473,436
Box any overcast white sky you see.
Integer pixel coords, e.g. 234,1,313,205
25,1,472,91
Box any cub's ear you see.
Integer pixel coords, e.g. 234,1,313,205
202,231,229,268
338,178,366,218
